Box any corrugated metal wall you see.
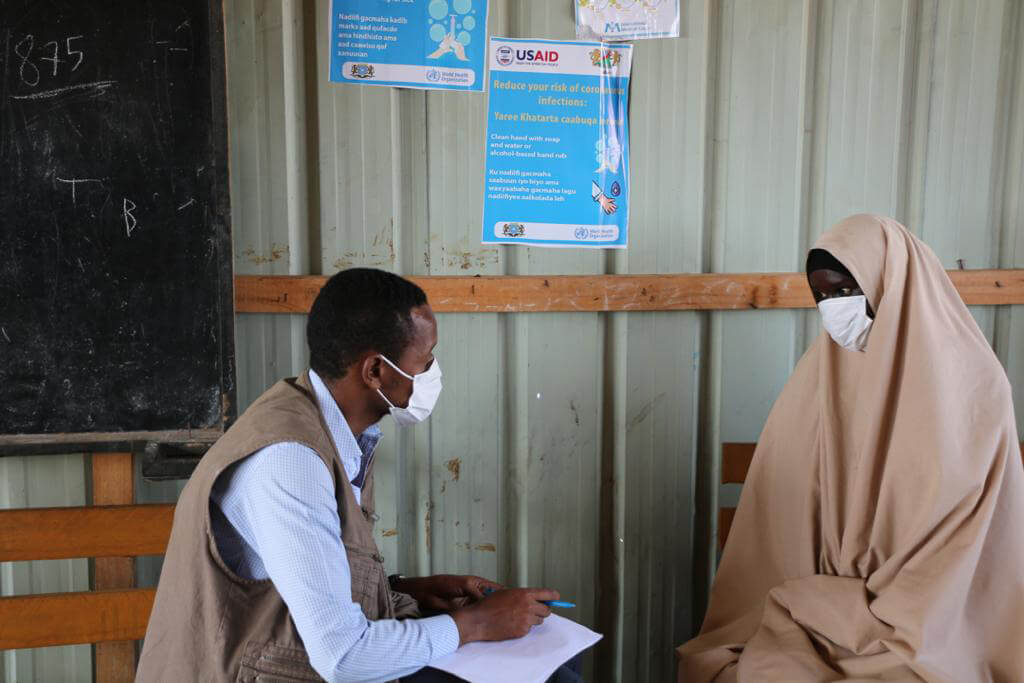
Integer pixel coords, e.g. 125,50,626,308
4,1,1024,681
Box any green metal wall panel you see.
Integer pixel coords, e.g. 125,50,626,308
4,1,1024,681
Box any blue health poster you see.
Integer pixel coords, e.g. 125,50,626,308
329,0,488,91
482,38,632,248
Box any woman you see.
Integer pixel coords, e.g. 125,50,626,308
678,215,1024,681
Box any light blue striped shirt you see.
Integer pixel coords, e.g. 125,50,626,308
210,369,460,682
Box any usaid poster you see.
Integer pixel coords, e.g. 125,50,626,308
575,0,680,41
482,38,632,249
329,0,488,91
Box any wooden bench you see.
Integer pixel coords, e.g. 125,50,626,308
0,453,173,682
4,444,1021,677
719,441,1024,549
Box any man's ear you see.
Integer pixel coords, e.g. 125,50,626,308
360,354,384,390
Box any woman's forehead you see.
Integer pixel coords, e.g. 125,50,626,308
809,268,858,288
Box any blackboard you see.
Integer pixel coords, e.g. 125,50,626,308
0,0,234,455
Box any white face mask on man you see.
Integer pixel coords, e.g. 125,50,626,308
818,295,873,352
377,355,443,427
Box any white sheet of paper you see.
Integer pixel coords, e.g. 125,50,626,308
428,614,602,683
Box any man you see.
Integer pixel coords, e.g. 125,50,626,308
137,268,559,681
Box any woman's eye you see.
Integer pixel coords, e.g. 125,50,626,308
838,288,853,296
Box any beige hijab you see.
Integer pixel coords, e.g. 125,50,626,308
678,215,1024,682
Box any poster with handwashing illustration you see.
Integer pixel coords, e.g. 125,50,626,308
482,38,632,249
575,0,679,41
329,0,488,91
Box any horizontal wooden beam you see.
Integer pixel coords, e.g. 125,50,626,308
0,589,154,649
721,443,757,485
718,442,1024,548
0,428,223,454
721,442,1023,487
718,508,736,551
234,269,1024,314
0,504,174,562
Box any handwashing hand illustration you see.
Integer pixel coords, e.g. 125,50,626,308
428,15,469,61
591,181,618,215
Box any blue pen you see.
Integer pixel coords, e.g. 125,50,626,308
482,587,575,608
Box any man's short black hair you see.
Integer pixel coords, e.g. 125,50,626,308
307,268,428,379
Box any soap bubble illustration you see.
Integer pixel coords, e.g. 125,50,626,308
428,1,448,20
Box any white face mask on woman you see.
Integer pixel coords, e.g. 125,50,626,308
818,295,873,352
377,355,443,427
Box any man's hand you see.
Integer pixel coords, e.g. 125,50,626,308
451,588,560,644
391,574,502,613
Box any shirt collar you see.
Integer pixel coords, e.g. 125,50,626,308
308,369,381,484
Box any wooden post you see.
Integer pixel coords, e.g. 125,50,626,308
91,453,137,683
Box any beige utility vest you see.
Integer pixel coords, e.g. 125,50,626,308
136,372,418,682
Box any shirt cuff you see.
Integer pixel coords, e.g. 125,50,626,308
422,614,461,660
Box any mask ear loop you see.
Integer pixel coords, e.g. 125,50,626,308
377,355,417,410
379,354,414,380
377,387,398,409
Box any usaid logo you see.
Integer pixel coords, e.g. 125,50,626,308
496,45,514,66
515,49,559,64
